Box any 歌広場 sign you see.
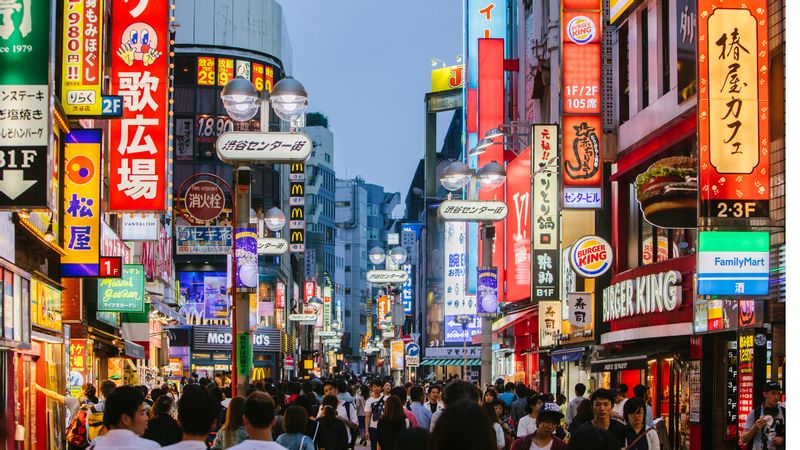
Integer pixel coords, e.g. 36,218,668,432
698,231,769,295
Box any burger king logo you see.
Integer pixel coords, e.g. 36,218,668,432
570,235,612,278
566,16,597,45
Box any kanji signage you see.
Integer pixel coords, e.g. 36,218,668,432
561,0,602,209
698,0,769,219
217,57,234,87
257,237,288,255
183,180,225,222
197,56,215,85
252,63,265,90
237,332,252,376
725,341,738,439
216,132,313,163
69,339,89,396
109,0,168,211
62,130,101,277
697,231,769,296
97,264,145,312
303,280,315,303
437,200,507,222
507,148,531,302
175,226,232,255
366,270,409,284
532,125,560,302
677,0,697,103
567,292,592,328
0,0,52,209
444,221,477,343
61,0,104,115
539,301,562,348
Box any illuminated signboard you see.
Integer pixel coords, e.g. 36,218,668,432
698,0,770,219
561,0,602,209
217,58,234,87
431,65,464,92
62,130,101,277
109,0,168,211
532,125,560,301
197,56,216,85
506,148,531,302
61,0,104,115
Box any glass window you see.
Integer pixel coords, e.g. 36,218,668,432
640,8,649,109
618,23,630,123
175,55,196,85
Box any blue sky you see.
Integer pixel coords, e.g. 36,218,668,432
280,0,463,198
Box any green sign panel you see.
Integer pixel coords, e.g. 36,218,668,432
237,333,253,377
97,265,145,312
0,0,50,84
698,232,770,296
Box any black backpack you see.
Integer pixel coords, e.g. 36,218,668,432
371,397,385,425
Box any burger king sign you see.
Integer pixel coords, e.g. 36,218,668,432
570,236,612,278
566,15,597,45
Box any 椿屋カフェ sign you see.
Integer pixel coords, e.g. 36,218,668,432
602,270,682,322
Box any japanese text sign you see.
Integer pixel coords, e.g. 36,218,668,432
539,300,562,348
401,264,414,315
562,0,602,209
61,0,104,115
62,130,101,277
69,339,88,396
697,231,769,296
532,125,560,301
437,199,508,222
175,226,232,255
197,56,215,85
252,63,264,91
217,57,233,87
698,0,769,219
183,180,225,222
216,132,313,163
507,148,531,302
97,264,145,312
304,280,315,303
677,0,697,103
567,292,592,328
257,237,288,255
367,270,409,284
467,0,507,91
109,0,168,211
0,0,52,209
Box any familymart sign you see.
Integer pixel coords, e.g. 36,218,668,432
698,232,769,296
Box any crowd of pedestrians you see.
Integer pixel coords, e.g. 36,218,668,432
57,372,783,450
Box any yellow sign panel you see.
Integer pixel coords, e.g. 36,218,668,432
31,278,62,332
61,0,104,115
62,130,102,276
390,340,405,370
609,0,635,24
431,65,464,93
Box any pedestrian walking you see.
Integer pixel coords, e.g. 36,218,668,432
510,403,566,450
566,399,592,435
631,385,653,427
409,386,432,430
622,398,659,450
482,401,506,450
276,406,315,450
356,385,368,444
389,387,419,428
430,380,481,431
509,384,531,426
227,392,287,450
429,399,497,450
741,381,785,450
516,395,544,437
497,383,517,408
315,395,350,450
365,381,386,450
377,395,410,450
567,389,625,450
565,384,586,427
323,381,359,449
89,386,160,449
143,395,183,446
161,384,221,450
423,385,443,414
212,397,249,450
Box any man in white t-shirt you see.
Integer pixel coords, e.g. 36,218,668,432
90,386,160,450
364,382,386,450
228,392,288,450
323,381,359,448
611,384,628,420
161,384,220,449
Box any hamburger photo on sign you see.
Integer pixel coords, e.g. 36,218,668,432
634,157,698,228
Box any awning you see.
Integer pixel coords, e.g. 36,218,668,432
492,306,537,333
124,341,146,360
551,347,587,363
590,341,685,372
420,358,481,366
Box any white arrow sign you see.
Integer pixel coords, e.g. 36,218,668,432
367,270,409,284
437,199,508,222
0,170,37,200
216,132,313,163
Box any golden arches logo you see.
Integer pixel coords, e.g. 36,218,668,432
252,367,266,381
290,163,305,173
291,184,304,196
291,231,304,242
290,207,304,219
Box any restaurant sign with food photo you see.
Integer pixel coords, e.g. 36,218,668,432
634,157,698,228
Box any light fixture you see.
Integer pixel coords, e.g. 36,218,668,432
440,161,471,191
220,76,260,121
368,247,386,265
431,57,446,68
17,210,29,220
476,161,507,191
264,207,286,232
389,246,408,265
43,220,55,243
455,54,463,63
249,208,259,224
485,127,504,140
270,76,308,122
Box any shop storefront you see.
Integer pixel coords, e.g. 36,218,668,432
593,256,695,450
420,346,482,383
490,306,539,387
191,326,281,380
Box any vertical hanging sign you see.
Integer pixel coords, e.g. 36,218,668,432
61,0,104,115
62,130,102,277
289,163,305,252
698,0,770,219
109,0,168,211
0,0,53,209
561,0,602,209
532,125,560,301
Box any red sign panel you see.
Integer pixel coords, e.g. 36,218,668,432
183,180,225,222
698,0,770,219
252,63,265,91
99,256,122,278
506,148,531,302
303,280,316,303
109,0,169,211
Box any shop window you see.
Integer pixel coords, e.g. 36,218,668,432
618,23,630,124
640,8,650,109
174,55,196,86
660,0,670,96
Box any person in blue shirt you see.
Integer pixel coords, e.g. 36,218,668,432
409,387,432,430
497,383,518,407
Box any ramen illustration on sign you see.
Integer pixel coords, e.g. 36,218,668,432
116,22,162,66
566,15,597,45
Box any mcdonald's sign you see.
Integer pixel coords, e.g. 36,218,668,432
289,162,305,253
290,206,304,220
252,367,267,381
290,163,305,181
290,182,305,197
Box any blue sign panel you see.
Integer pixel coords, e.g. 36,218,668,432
401,264,414,315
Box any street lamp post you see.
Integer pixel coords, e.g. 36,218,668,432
221,76,308,396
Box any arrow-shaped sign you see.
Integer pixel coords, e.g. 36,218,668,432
0,170,37,200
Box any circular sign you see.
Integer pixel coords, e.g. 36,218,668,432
567,15,597,45
570,235,613,278
284,355,294,369
405,343,420,357
184,180,225,222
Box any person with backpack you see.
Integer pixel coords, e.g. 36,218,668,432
67,380,118,449
315,395,351,450
741,381,785,450
162,384,221,449
322,381,359,449
364,382,385,450
89,386,160,449
277,406,316,450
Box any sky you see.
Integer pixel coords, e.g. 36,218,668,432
279,0,463,199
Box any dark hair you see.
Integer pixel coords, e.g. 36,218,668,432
103,386,144,429
633,384,647,399
622,397,647,424
525,395,544,414
244,391,276,429
557,393,567,405
178,384,219,436
491,399,506,415
381,395,407,421
223,386,232,399
151,395,173,418
337,380,349,394
484,389,497,402
395,427,430,450
504,382,516,392
575,399,594,423
575,383,587,397
222,397,246,442
443,380,481,406
301,381,313,394
150,388,164,402
567,424,619,450
428,385,441,394
590,388,616,404
429,400,497,450
100,380,117,399
283,405,309,434
515,384,530,400
482,402,499,424
391,386,408,403
323,380,337,392
136,385,149,399
361,385,371,399
616,384,628,396
321,394,339,421
410,386,425,403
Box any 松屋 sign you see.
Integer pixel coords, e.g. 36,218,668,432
602,270,682,322
109,0,168,211
62,130,102,277
698,0,770,219
61,0,104,115
697,231,769,296
437,200,508,222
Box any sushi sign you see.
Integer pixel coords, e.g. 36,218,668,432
698,231,769,296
